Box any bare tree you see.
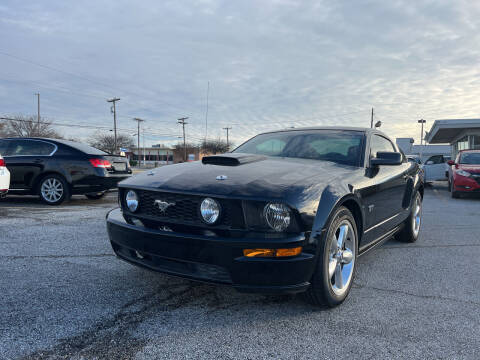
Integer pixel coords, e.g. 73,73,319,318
200,138,231,154
89,133,135,154
1,115,62,138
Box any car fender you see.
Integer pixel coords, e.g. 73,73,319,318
32,167,72,190
309,184,365,253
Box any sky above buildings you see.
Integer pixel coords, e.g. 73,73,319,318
1,0,480,146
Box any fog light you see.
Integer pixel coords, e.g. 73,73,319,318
200,197,220,224
243,247,302,258
125,190,139,212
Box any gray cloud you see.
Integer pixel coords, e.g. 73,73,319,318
1,0,480,145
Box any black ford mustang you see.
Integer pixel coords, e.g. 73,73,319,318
107,127,423,307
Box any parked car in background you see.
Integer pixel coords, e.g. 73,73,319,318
448,150,480,198
0,154,10,197
0,138,132,205
107,127,424,307
422,154,450,182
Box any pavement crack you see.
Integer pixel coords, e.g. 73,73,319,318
19,281,212,360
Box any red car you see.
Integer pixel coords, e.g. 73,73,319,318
448,150,480,198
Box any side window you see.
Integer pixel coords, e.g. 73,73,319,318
370,135,395,157
0,140,10,156
9,140,56,156
425,155,444,164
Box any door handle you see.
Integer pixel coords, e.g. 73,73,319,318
34,159,43,163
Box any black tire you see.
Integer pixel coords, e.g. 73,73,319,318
38,174,70,205
85,192,106,200
450,181,460,198
303,206,358,307
396,192,422,243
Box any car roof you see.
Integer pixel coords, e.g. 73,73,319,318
258,126,380,135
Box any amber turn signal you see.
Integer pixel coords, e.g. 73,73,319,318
243,247,302,258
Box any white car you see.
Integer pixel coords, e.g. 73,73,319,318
0,154,10,197
422,154,449,182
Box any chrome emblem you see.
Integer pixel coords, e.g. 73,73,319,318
154,199,176,212
216,175,228,180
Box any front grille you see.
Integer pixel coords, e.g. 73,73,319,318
129,189,244,229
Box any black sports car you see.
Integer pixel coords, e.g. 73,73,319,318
0,137,132,205
107,127,423,307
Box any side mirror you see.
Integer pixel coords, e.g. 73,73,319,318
447,160,455,166
371,152,402,166
425,160,434,165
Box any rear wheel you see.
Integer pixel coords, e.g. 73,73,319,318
85,192,106,200
38,175,70,205
304,207,358,307
396,192,422,243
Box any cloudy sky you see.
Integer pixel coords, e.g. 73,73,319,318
1,0,480,146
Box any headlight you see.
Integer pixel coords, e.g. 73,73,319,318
457,170,471,177
264,203,291,232
125,190,139,212
200,197,220,224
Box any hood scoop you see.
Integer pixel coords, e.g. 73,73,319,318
202,153,267,166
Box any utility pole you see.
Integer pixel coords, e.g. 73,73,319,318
370,107,374,128
133,118,145,167
35,93,40,135
178,117,189,162
223,127,232,150
417,119,426,146
107,98,120,154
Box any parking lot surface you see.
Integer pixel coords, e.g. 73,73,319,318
1,184,479,359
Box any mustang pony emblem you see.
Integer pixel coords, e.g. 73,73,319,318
154,199,176,212
216,175,228,180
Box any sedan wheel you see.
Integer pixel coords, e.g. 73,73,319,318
304,206,358,307
328,220,356,297
39,175,69,205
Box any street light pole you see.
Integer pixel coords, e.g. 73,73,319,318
418,119,426,146
133,118,145,167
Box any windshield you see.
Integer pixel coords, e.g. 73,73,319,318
233,130,364,166
459,152,480,165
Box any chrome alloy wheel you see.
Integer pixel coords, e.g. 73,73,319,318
328,220,356,296
412,194,422,237
41,178,64,203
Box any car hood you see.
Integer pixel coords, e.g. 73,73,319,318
458,164,480,173
121,154,360,205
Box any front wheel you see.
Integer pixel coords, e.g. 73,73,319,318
450,180,460,198
38,175,70,205
303,206,358,307
396,192,422,243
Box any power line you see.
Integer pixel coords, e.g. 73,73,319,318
0,116,180,137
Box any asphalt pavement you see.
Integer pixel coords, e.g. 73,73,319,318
1,184,479,359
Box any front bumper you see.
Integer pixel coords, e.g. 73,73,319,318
106,208,316,294
72,172,131,194
453,175,480,192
